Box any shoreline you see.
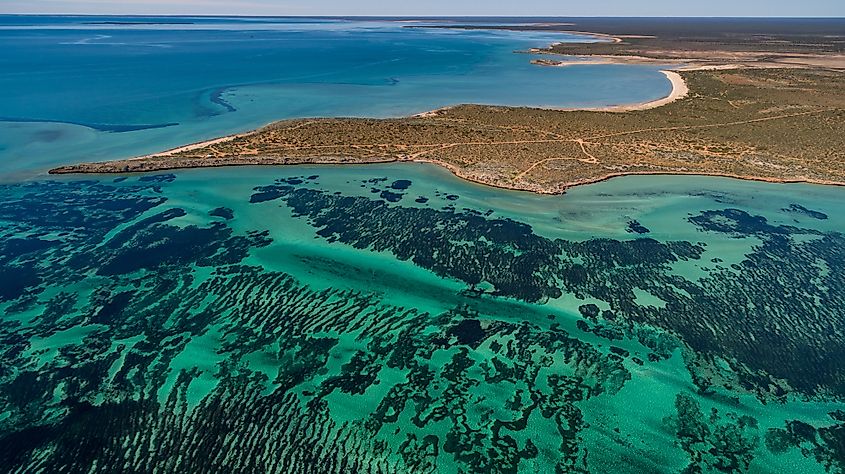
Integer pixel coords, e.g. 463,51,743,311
47,31,845,196
67,31,698,167
133,131,255,160
416,68,689,117
588,70,689,112
49,155,845,195
49,66,845,194
88,66,693,166
360,159,845,195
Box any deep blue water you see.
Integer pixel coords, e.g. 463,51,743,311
0,16,671,178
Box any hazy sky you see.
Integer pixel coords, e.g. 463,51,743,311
2,0,844,17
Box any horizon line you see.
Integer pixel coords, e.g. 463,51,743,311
2,14,845,19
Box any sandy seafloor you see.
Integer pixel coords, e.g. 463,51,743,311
1,16,845,474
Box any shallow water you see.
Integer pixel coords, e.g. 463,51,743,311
1,16,845,474
2,164,844,472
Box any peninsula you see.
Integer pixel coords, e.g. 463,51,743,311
52,22,845,194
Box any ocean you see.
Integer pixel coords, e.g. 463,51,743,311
0,16,843,473
0,16,669,178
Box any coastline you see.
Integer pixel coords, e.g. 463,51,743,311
417,68,690,116
49,153,845,196
589,70,689,112
50,62,693,194
61,27,698,169
50,68,845,195
48,33,845,197
133,131,255,160
79,64,693,167
394,153,845,195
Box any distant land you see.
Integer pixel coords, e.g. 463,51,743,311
53,18,845,194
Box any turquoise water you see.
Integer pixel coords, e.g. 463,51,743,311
1,16,845,474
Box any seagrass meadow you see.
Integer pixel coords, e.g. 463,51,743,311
2,164,845,473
